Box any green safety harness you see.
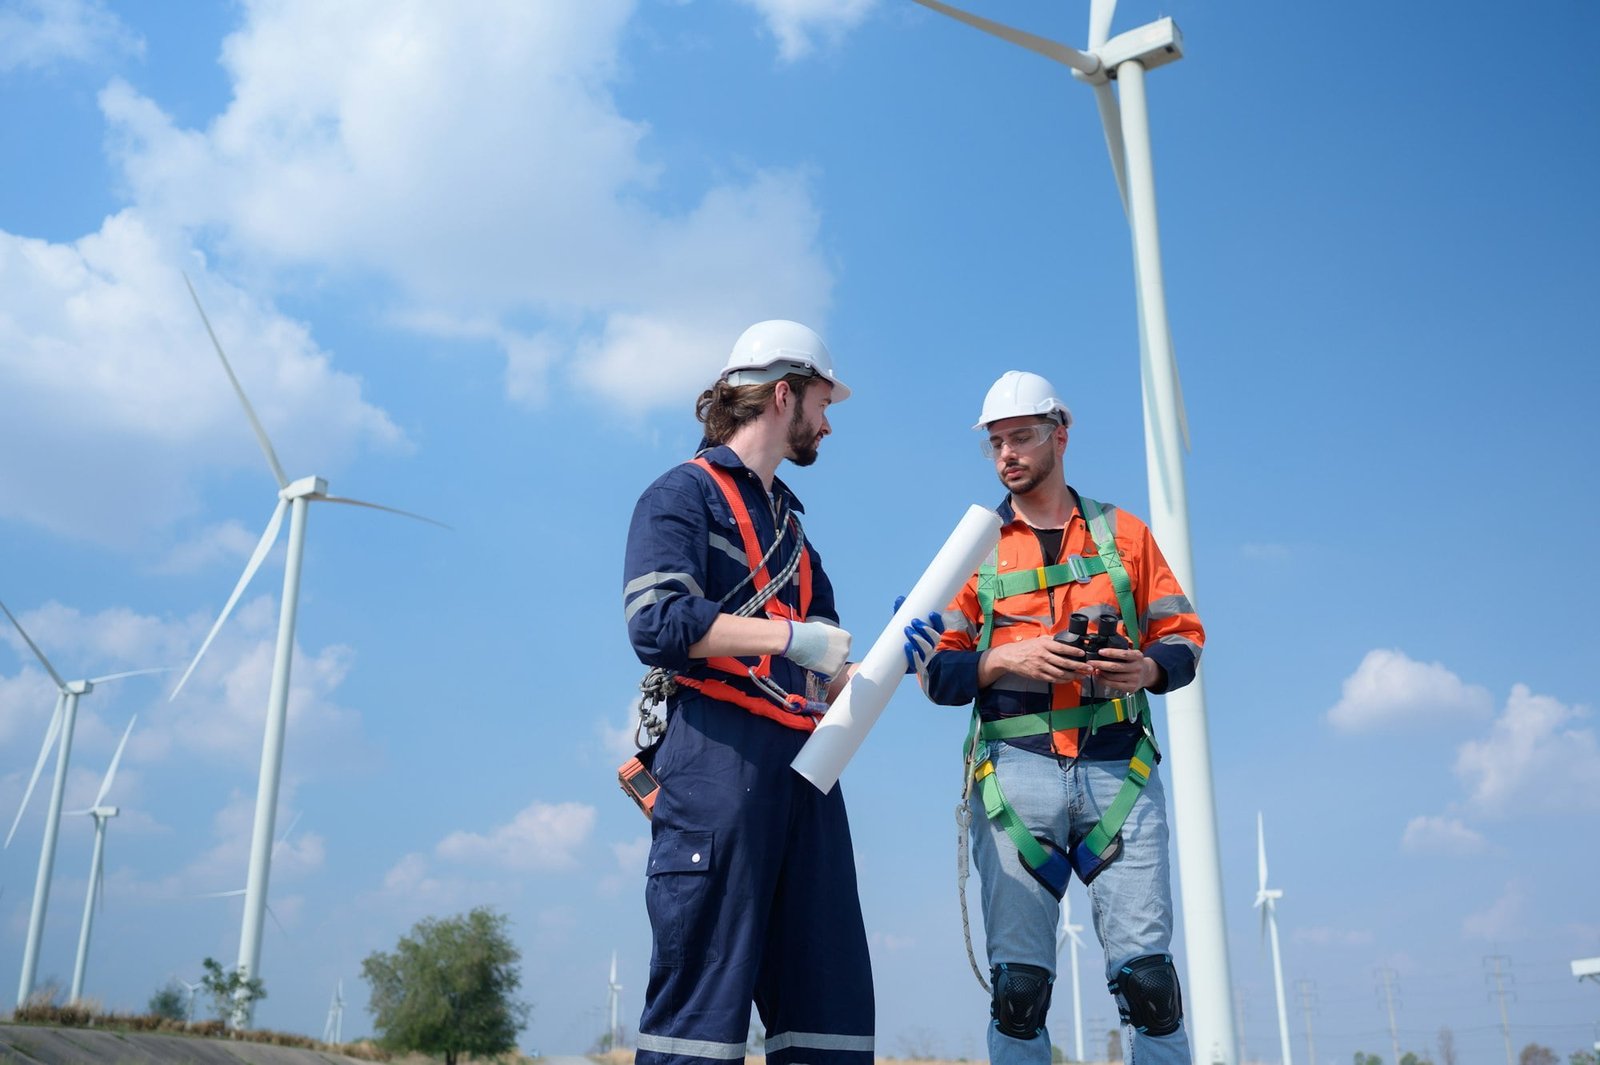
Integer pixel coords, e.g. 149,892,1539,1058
961,494,1162,898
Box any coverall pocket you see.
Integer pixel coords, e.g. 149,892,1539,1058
645,829,714,968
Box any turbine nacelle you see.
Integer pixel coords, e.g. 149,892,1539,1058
283,476,330,501
1070,18,1184,85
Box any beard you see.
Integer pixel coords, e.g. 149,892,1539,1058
786,401,820,466
999,446,1056,495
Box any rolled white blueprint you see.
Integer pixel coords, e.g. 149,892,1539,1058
792,504,1002,793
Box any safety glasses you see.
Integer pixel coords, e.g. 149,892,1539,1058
980,422,1059,459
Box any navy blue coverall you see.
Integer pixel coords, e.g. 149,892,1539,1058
623,445,875,1065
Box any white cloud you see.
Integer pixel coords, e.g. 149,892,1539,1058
152,520,259,575
95,0,832,414
0,0,140,71
1325,649,1494,733
735,0,876,61
435,800,596,872
0,216,404,544
1400,815,1489,857
1292,926,1375,947
1463,880,1524,941
1455,684,1600,814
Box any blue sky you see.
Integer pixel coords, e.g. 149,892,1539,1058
2,0,1598,1061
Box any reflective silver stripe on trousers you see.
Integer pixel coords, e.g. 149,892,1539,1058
764,1031,876,1054
636,1033,748,1059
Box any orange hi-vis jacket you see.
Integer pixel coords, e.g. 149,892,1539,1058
923,491,1204,761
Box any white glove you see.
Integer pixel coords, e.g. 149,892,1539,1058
783,620,852,678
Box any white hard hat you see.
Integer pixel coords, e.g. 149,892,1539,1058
973,370,1073,430
721,320,850,403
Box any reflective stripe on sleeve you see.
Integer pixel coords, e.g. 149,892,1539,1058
1141,593,1195,624
707,532,748,568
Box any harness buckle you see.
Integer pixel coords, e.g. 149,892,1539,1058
1065,554,1094,584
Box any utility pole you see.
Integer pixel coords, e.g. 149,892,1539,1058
1376,968,1402,1065
1485,955,1515,1065
1295,979,1318,1065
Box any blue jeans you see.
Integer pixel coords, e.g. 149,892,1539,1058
970,742,1190,1065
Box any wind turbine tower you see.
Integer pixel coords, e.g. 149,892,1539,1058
1056,891,1086,1062
68,716,137,1003
1,596,166,1006
608,951,623,1050
324,980,344,1044
1255,813,1292,1065
174,277,440,1025
898,5,1236,1057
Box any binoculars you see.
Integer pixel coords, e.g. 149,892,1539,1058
1056,611,1129,661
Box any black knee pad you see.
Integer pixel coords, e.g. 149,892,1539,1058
990,963,1053,1040
1109,954,1183,1037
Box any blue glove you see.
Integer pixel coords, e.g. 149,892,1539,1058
895,596,947,676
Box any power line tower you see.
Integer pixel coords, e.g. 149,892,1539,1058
1375,967,1402,1065
1570,957,1598,1052
1485,955,1516,1065
1294,979,1318,1065
1233,987,1249,1065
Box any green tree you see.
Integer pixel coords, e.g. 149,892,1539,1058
1569,1051,1598,1065
1520,1046,1558,1065
148,979,187,1021
362,906,531,1065
199,956,266,1024
1354,1053,1383,1065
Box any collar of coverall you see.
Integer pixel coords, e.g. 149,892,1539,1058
696,444,808,514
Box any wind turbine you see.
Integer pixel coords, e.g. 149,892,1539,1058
902,2,1235,1059
172,275,441,1025
1255,812,1292,1065
1,596,168,1007
66,716,136,1004
323,979,344,1044
1055,891,1085,1062
607,950,623,1050
179,976,203,1021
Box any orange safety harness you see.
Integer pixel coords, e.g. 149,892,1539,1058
665,457,822,732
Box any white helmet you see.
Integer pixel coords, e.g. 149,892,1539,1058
973,370,1072,430
721,320,851,403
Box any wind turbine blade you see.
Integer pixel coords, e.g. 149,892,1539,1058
197,888,246,899
1260,899,1269,944
1089,0,1117,50
1257,811,1268,893
170,498,287,701
1166,325,1192,451
94,716,137,808
908,0,1099,75
88,666,175,685
318,495,451,529
1092,82,1130,215
267,903,288,938
183,274,289,490
274,809,304,853
0,596,67,691
7,695,64,848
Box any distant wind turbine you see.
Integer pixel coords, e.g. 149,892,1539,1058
324,979,344,1044
67,716,137,1004
173,275,442,1025
608,950,623,1050
1255,812,1292,1065
1,595,168,1007
1055,892,1085,1062
179,977,203,1021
